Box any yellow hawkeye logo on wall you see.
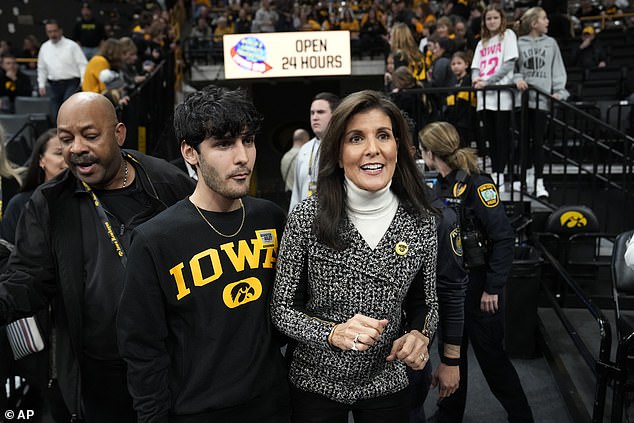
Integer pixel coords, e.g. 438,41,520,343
223,277,262,308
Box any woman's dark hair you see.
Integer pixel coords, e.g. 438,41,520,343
392,66,419,89
174,84,262,151
316,90,435,249
451,50,472,67
21,128,58,192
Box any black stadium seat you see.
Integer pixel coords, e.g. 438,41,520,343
14,97,52,127
609,229,634,423
0,113,35,166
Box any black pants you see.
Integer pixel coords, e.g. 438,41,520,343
518,109,547,178
80,357,136,423
436,292,533,423
481,110,512,174
408,362,432,423
290,384,410,423
171,378,290,423
48,78,80,123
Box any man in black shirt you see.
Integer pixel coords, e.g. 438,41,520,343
0,92,194,422
572,26,608,68
72,2,107,60
0,53,32,112
117,85,290,423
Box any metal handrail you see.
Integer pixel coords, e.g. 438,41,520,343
534,238,613,422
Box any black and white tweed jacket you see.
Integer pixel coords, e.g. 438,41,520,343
271,196,439,404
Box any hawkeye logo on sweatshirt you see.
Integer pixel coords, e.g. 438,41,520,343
169,229,278,306
223,278,262,308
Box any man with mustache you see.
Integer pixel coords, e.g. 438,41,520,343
117,85,290,423
0,91,195,422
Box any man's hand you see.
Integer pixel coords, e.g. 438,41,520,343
5,69,17,81
579,37,592,49
481,291,499,314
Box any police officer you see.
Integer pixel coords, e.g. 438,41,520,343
407,140,466,423
419,122,534,423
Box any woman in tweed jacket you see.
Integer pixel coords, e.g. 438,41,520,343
271,90,439,422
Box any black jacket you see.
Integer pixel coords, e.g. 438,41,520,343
428,194,467,346
0,150,195,419
0,70,32,106
436,170,514,301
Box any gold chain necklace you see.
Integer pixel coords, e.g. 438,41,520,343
122,160,129,188
193,199,245,238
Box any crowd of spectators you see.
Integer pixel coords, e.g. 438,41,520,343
0,0,179,117
185,0,634,56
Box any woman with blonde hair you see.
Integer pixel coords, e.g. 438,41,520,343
513,6,568,198
434,16,455,38
390,22,426,81
471,4,518,191
82,38,123,93
419,121,533,423
420,121,480,175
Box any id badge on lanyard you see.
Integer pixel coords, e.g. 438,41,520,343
307,180,317,197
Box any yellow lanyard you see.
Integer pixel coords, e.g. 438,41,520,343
80,180,127,267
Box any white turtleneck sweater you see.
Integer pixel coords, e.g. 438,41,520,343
344,177,399,249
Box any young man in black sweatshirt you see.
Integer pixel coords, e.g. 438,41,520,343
117,85,290,423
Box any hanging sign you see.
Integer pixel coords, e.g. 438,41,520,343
223,31,352,79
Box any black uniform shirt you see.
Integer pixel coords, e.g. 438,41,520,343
436,170,514,296
428,192,467,346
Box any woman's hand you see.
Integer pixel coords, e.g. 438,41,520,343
473,79,486,89
516,80,528,91
386,330,430,370
329,314,388,351
432,364,460,398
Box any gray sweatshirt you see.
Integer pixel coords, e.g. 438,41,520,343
514,34,569,110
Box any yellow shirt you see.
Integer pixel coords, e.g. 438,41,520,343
340,20,360,38
213,26,234,43
82,55,109,93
